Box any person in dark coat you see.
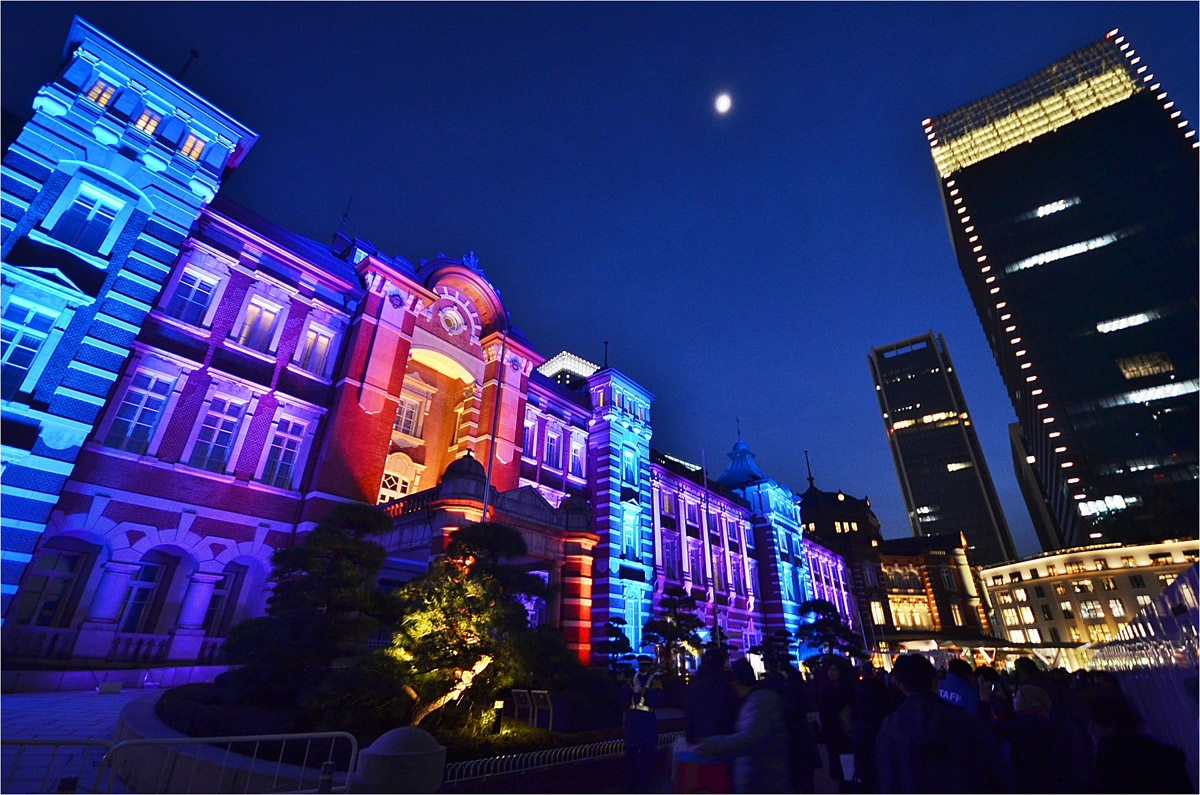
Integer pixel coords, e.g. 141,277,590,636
766,660,822,793
699,659,792,794
853,662,902,794
684,649,737,742
875,654,1014,793
623,655,664,793
816,657,856,790
937,658,981,713
1000,684,1087,794
1084,686,1194,794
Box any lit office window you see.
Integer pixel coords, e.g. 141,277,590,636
181,133,207,160
296,327,333,375
133,110,162,135
236,300,279,352
85,78,116,107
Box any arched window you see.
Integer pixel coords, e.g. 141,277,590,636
378,452,423,504
202,561,248,637
116,549,179,634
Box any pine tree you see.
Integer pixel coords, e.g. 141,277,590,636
642,584,704,675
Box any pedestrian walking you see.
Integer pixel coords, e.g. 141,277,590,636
698,659,791,793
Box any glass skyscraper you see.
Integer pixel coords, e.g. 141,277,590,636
923,30,1198,551
869,331,1017,566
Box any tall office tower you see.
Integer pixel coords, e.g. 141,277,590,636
869,332,1017,566
923,30,1199,551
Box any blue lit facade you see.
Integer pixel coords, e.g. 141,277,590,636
0,17,256,619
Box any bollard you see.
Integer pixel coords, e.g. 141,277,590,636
317,761,335,793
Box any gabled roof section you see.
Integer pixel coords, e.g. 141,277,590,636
715,436,769,489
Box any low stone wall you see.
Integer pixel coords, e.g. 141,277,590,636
1,665,230,694
111,692,340,794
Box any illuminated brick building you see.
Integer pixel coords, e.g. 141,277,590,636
1,18,854,671
923,30,1199,551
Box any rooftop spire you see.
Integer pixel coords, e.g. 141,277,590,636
805,449,814,488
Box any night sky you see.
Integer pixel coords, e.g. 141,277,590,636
3,3,1196,558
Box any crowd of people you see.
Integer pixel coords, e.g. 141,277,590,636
647,650,1195,794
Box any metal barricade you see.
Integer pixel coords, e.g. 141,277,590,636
96,732,358,794
2,739,114,794
442,729,685,785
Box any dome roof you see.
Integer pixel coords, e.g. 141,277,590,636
442,450,485,481
715,435,769,489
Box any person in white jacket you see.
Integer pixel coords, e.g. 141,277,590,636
698,659,791,793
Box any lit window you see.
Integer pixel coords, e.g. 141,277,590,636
1136,594,1152,607
133,110,162,135
946,462,971,472
1,301,57,399
1115,352,1174,380
1014,588,1028,602
622,448,638,486
1108,598,1126,619
261,418,305,489
997,591,1013,605
188,397,244,473
1079,600,1104,620
1005,226,1140,274
1009,629,1026,643
394,397,421,437
1019,606,1036,624
181,133,207,160
1158,573,1177,588
235,300,279,352
85,78,116,107
1002,608,1019,626
48,183,125,256
1087,624,1112,643
1027,628,1042,643
296,326,333,376
104,371,174,455
871,601,886,625
544,433,562,469
1096,310,1160,334
569,441,584,478
1059,601,1075,619
164,271,218,326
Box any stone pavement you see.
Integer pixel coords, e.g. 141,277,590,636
2,688,146,793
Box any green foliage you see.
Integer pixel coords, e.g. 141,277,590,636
795,598,866,659
387,522,547,726
220,503,400,706
642,584,704,675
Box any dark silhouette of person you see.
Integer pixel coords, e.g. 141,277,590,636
1000,684,1087,794
684,649,737,743
816,657,856,790
765,660,822,793
853,662,903,794
699,659,791,793
623,655,663,793
1083,686,1194,794
875,654,1014,793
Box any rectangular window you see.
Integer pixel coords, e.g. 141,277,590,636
1040,603,1054,621
711,548,726,591
1019,606,1036,624
622,449,638,486
181,133,207,160
164,271,217,326
871,601,886,625
104,372,174,455
1116,352,1173,380
1093,559,1107,571
85,78,116,107
1088,624,1112,643
685,502,699,526
394,397,421,437
688,541,705,586
1136,594,1152,607
1050,627,1061,643
731,554,745,595
544,433,561,469
296,326,333,376
1079,600,1104,620
997,592,1013,605
950,603,963,626
1068,626,1081,643
188,397,244,473
941,569,957,591
1034,585,1046,598
1149,553,1175,566
1002,608,1019,627
1070,580,1094,594
662,534,680,580
1014,587,1028,602
1100,577,1117,591
1059,601,1075,620
522,422,536,458
1158,573,1177,588
134,110,162,135
569,442,584,477
11,549,83,627
117,562,163,633
1027,628,1042,643
49,183,123,256
1129,574,1147,589
236,300,279,352
1121,556,1136,568
1009,629,1026,643
1,301,57,399
1054,583,1067,596
1108,599,1126,619
747,560,757,595
660,491,675,516
622,511,638,559
261,418,305,489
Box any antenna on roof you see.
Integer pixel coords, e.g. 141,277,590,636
178,49,200,80
603,341,609,368
805,450,814,488
336,196,353,236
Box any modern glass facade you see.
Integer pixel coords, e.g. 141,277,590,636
868,332,1017,566
924,32,1199,551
